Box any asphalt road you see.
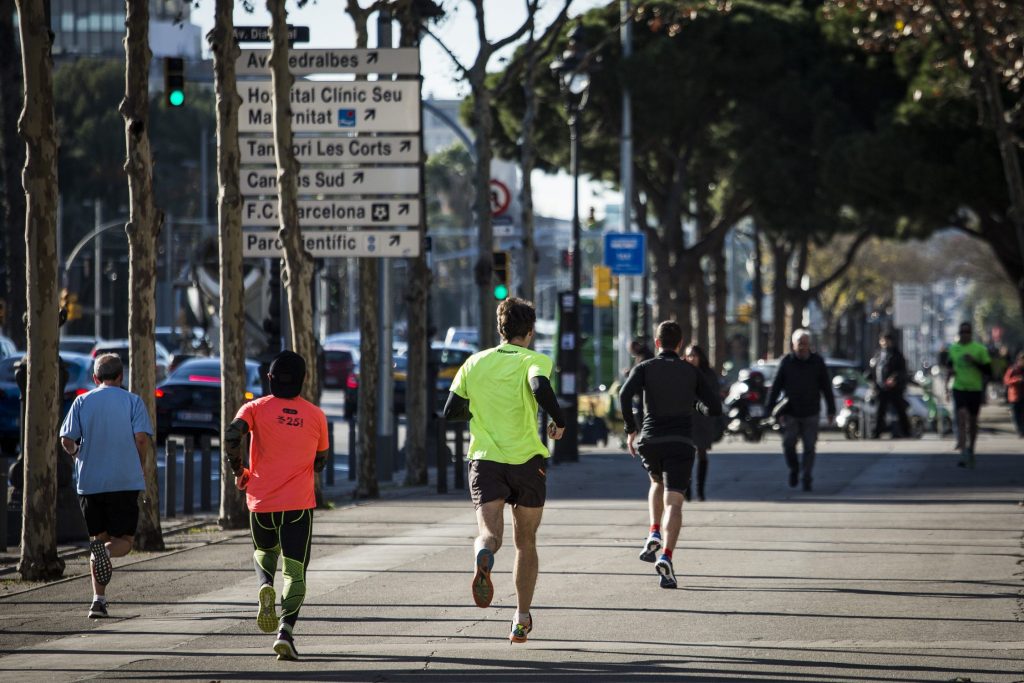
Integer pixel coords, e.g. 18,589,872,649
0,410,1021,682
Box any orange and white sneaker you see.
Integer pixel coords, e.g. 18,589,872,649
471,548,494,608
509,614,533,644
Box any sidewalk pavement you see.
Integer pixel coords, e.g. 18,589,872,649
0,406,1021,682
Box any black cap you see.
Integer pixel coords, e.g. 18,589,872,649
268,350,306,399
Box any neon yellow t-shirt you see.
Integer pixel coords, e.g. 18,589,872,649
948,341,991,392
450,343,553,464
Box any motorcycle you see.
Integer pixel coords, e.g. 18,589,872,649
723,369,770,442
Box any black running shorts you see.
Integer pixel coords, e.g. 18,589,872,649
637,440,696,494
469,454,547,508
78,490,140,538
952,389,983,417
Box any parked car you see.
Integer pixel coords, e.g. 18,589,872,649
154,357,262,441
0,352,96,454
430,343,476,405
443,326,479,348
745,357,864,429
92,338,172,384
342,348,407,419
59,335,101,356
0,335,17,358
323,344,359,390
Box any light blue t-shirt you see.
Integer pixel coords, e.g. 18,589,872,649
59,384,151,495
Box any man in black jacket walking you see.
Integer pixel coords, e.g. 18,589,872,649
766,329,836,492
869,332,910,438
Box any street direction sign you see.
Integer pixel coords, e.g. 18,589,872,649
893,283,924,328
243,198,419,227
239,135,419,165
239,81,420,134
237,48,419,76
243,229,420,258
603,231,646,276
240,166,420,197
234,25,309,43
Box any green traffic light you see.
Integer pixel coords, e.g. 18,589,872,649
168,90,185,107
493,284,509,300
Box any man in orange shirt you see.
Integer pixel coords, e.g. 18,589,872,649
223,350,329,661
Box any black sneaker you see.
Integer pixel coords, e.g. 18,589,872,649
274,629,299,661
788,469,799,488
88,600,108,618
655,555,677,589
802,479,812,492
90,539,113,586
639,533,662,563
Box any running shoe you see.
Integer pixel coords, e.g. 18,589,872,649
256,583,278,634
639,533,662,563
655,555,677,589
471,548,494,608
273,629,299,661
87,599,108,619
90,539,112,587
509,614,533,644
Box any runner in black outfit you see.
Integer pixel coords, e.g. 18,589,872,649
619,321,722,588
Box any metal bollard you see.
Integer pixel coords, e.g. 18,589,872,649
164,439,177,518
436,414,448,494
348,418,357,481
326,420,335,486
183,436,195,516
199,434,212,512
453,425,465,490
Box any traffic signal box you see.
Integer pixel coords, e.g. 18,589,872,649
60,289,82,321
593,264,612,308
492,250,510,300
163,57,185,107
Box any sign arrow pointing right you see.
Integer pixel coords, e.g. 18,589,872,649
400,140,411,152
367,51,379,63
388,235,400,247
364,109,377,121
398,203,410,215
353,171,364,183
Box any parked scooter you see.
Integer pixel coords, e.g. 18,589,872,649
914,369,953,436
724,369,770,442
837,378,927,439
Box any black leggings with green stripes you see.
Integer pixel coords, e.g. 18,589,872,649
251,509,313,631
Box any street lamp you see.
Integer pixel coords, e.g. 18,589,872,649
551,26,591,462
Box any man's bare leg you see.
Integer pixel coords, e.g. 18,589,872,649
472,499,504,608
661,490,684,552
655,489,685,589
510,504,543,615
648,479,664,528
474,499,504,556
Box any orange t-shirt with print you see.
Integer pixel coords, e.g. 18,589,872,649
235,395,329,512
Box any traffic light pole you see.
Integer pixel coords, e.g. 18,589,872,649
94,200,103,339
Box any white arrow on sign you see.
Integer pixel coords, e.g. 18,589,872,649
237,48,419,76
243,198,420,227
240,166,420,197
239,81,420,134
242,229,420,258
240,135,418,165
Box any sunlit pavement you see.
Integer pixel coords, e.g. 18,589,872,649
0,406,1020,682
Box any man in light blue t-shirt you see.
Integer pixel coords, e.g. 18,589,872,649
60,353,152,619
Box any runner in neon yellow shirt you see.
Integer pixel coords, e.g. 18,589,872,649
443,297,566,644
944,322,992,467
